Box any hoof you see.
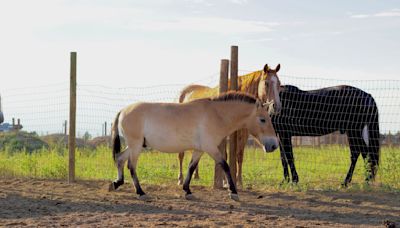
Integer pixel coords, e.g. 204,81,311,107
341,182,348,188
177,179,183,186
229,193,240,201
138,194,151,202
108,182,116,192
185,194,195,200
223,180,229,189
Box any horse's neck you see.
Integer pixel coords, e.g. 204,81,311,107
238,71,263,96
212,102,253,133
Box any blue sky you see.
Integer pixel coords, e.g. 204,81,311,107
0,0,399,88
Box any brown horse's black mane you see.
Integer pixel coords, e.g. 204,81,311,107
209,91,257,104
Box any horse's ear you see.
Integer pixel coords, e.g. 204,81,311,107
275,64,281,72
263,64,269,73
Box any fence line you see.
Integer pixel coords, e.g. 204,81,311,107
0,58,399,189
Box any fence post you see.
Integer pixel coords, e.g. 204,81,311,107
214,59,229,189
229,45,238,186
64,120,67,135
69,52,77,183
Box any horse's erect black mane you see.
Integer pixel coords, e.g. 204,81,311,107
210,91,257,104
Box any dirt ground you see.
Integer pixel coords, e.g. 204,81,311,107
0,179,398,227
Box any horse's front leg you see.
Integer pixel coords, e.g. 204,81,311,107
207,147,239,201
183,150,203,199
280,136,298,183
178,152,184,185
109,148,129,191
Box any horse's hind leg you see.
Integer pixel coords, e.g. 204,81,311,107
178,152,184,185
109,148,129,191
343,133,362,187
183,150,203,199
126,142,146,198
193,164,200,180
236,130,247,189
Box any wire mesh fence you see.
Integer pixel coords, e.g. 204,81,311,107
0,72,399,190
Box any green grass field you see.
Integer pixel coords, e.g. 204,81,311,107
0,145,399,191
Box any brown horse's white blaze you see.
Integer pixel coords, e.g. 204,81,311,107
177,64,282,186
257,64,282,114
109,92,278,201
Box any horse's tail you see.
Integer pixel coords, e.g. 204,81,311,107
112,111,121,163
363,95,380,176
179,84,209,103
179,85,194,103
368,107,380,167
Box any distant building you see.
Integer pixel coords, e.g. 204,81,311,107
0,123,12,132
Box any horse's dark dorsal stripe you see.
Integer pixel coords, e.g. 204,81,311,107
210,91,257,104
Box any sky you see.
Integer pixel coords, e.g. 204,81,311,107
0,0,399,89
0,0,399,135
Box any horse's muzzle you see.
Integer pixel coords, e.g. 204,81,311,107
262,137,279,153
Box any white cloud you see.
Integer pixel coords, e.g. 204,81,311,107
351,8,400,19
129,17,279,34
230,0,249,5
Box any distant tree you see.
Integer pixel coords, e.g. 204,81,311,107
83,131,92,141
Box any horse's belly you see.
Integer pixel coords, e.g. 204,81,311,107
143,127,197,153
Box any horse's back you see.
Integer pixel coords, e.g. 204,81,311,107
274,85,378,136
120,101,208,152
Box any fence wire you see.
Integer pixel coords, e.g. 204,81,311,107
0,72,399,190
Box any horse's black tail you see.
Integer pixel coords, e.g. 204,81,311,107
369,110,380,167
366,98,380,178
112,111,121,163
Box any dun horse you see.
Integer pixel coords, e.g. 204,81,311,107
177,64,282,186
109,92,278,201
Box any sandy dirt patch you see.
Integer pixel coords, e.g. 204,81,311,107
0,178,398,227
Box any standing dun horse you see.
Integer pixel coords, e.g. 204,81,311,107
177,64,282,186
109,91,278,201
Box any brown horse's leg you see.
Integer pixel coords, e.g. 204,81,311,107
183,150,203,199
193,164,200,180
236,129,248,189
109,148,129,191
178,152,184,185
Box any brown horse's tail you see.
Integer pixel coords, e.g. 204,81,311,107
179,84,208,103
112,111,121,163
179,86,192,103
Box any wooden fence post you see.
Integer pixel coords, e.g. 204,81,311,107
69,52,77,183
229,45,238,186
214,59,229,189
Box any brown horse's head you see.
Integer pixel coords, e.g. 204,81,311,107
258,64,282,114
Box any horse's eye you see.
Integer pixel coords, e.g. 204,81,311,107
260,118,266,123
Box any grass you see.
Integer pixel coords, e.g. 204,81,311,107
0,145,399,191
